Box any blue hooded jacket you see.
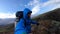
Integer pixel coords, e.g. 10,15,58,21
23,8,38,33
15,8,37,34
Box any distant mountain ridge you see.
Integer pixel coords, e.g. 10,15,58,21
0,18,15,26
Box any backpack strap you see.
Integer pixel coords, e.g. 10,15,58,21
23,18,26,27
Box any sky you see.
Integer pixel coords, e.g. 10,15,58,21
0,0,60,18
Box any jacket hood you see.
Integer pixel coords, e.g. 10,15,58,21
23,8,32,19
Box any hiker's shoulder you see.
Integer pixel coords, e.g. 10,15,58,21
20,18,25,21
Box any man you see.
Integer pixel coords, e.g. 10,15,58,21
15,8,39,34
23,8,39,34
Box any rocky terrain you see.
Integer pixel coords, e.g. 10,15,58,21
31,8,60,34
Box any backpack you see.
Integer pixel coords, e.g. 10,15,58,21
16,11,23,22
16,11,26,27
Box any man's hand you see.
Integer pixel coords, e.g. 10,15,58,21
37,23,39,26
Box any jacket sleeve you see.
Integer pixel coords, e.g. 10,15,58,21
31,20,39,25
31,20,38,24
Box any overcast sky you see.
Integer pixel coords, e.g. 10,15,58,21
0,0,60,18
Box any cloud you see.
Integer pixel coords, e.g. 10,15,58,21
27,0,40,6
32,4,40,15
0,13,15,18
1,0,60,18
26,0,60,17
25,0,41,15
42,0,60,8
40,0,60,12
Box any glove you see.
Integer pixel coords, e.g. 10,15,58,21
36,23,39,26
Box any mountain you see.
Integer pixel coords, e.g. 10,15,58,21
0,18,15,26
32,8,60,20
31,8,60,34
